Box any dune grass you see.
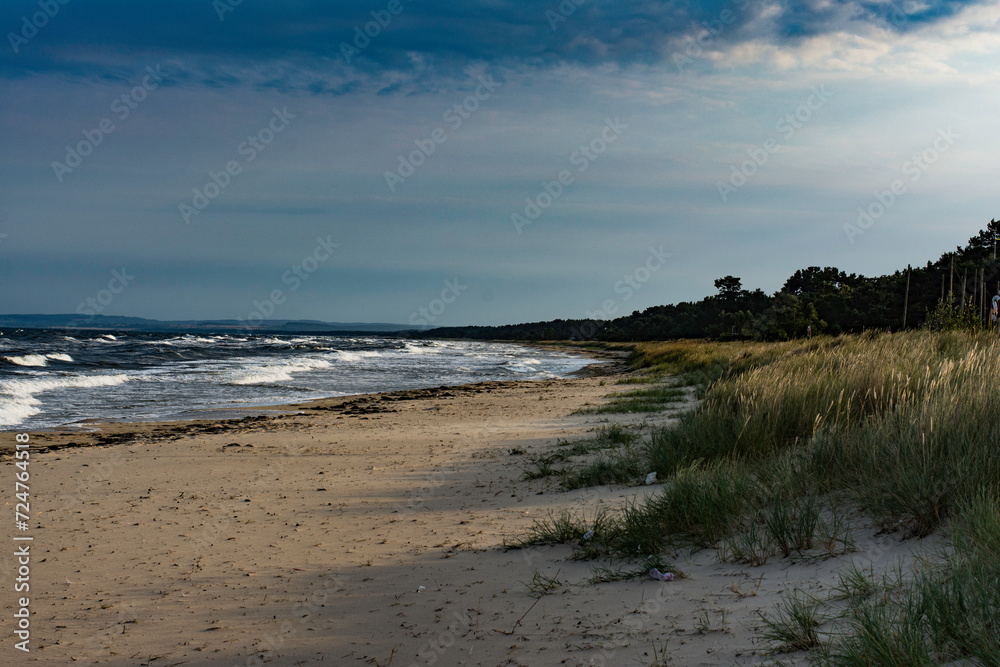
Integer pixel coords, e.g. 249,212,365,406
826,492,1000,665
520,422,644,484
515,331,1000,662
585,385,688,414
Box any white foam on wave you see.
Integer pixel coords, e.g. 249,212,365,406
4,354,48,367
289,337,321,345
229,358,333,386
403,341,440,355
505,362,540,374
0,373,131,427
333,350,382,363
46,353,74,362
181,335,224,344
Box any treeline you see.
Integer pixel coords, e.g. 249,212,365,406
427,220,1000,342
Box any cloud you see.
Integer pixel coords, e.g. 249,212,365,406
1,0,991,93
702,0,1000,79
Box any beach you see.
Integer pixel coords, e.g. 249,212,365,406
1,362,937,666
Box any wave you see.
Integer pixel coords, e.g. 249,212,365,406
288,337,323,345
0,373,131,427
228,358,333,386
3,354,49,367
0,399,40,427
403,342,435,355
181,335,226,344
333,350,382,363
0,332,594,429
254,337,288,345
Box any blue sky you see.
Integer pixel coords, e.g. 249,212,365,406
1,0,998,326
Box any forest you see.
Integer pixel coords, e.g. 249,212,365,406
426,219,1000,341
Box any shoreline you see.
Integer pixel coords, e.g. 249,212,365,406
0,349,619,458
0,339,616,442
1,363,938,666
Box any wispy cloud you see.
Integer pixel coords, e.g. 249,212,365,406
1,0,990,92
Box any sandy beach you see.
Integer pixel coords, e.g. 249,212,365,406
1,361,938,666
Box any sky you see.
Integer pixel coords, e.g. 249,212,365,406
1,0,998,327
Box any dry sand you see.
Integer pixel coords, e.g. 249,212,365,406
1,363,941,666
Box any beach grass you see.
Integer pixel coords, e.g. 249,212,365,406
584,385,688,414
518,331,1000,662
561,446,644,489
757,589,825,653
520,422,646,485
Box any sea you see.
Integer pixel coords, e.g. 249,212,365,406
0,329,595,431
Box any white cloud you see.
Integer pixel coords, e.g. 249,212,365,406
705,0,1000,81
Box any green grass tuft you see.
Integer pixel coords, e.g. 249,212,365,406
758,590,824,653
587,386,687,414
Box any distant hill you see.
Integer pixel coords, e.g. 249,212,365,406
0,314,423,334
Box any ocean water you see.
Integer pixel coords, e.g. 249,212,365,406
0,329,594,431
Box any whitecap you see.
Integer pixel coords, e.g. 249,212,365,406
333,350,382,363
229,358,333,386
0,373,131,427
3,354,48,367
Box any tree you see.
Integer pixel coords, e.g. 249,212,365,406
750,293,826,341
782,266,849,297
714,276,743,302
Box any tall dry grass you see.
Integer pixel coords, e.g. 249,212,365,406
525,331,1000,663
